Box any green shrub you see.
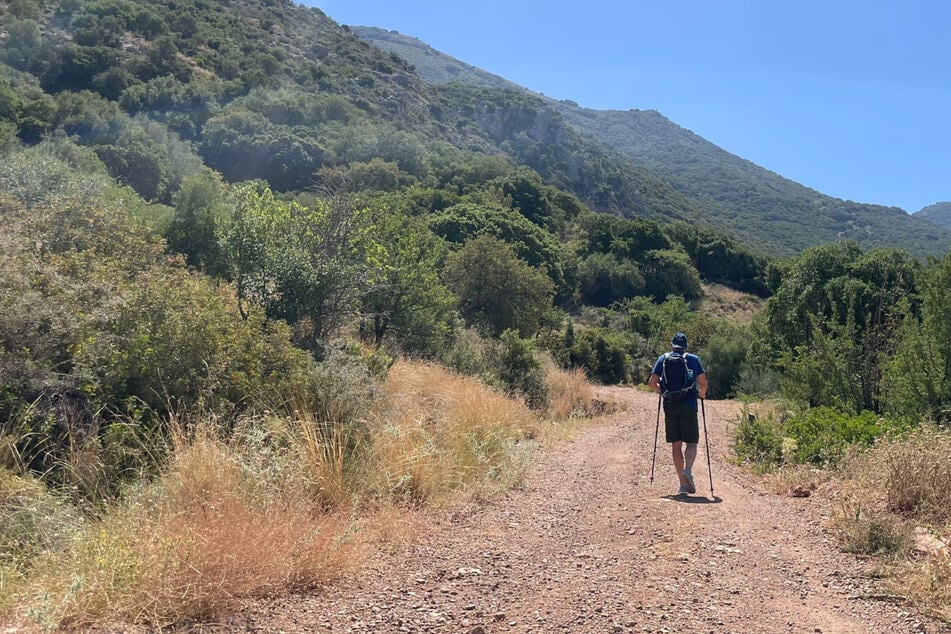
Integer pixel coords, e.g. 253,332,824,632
495,330,549,409
564,328,632,384
783,408,901,466
838,508,910,556
731,406,783,469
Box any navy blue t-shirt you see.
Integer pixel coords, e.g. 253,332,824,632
652,352,705,410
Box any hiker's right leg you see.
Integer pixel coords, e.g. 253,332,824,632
684,442,698,473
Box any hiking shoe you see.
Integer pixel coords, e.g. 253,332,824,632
678,484,689,496
682,469,696,494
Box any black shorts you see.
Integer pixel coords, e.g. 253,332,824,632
664,402,699,444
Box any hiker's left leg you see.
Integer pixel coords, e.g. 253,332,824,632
671,440,685,474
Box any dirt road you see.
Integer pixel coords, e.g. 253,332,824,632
231,387,946,633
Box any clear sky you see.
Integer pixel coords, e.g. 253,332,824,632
306,1,950,213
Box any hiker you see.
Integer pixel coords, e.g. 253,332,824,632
648,332,707,495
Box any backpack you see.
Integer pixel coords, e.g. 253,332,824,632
661,352,696,403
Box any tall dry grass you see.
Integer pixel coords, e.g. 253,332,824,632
6,427,360,630
2,358,599,630
837,425,951,622
369,360,542,504
544,364,597,422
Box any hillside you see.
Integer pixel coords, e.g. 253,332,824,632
915,202,951,231
353,26,951,258
0,0,713,225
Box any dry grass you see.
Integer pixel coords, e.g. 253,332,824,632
760,463,832,497
845,426,951,523
6,429,361,630
369,360,542,504
699,282,765,324
2,359,598,630
830,426,951,623
544,364,597,421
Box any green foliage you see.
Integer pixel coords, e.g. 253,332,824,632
731,407,784,468
165,171,230,276
443,234,554,337
429,200,568,296
731,405,907,469
882,249,951,422
665,223,768,295
641,249,703,302
496,330,549,409
222,186,381,351
0,192,316,492
563,328,633,384
358,210,456,355
697,325,749,399
200,108,324,192
760,242,919,413
782,408,899,466
576,252,644,307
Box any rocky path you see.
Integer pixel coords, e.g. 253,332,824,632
228,388,946,633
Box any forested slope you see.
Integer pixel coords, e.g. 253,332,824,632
354,26,951,258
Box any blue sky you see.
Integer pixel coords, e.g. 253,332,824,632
306,1,950,213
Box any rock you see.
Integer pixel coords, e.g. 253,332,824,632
788,485,812,498
913,527,950,556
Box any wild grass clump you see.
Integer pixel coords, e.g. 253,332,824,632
544,364,597,421
9,427,359,630
369,360,542,504
845,425,951,523
831,426,951,622
835,504,911,557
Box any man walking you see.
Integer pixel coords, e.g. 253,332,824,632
648,333,707,495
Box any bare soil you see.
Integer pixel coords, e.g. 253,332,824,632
222,388,948,633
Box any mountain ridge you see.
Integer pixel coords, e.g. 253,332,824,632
353,25,951,258
915,202,951,231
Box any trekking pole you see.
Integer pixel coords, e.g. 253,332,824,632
649,394,661,484
701,398,714,497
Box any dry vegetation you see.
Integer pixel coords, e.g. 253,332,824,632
699,282,765,324
836,427,951,621
753,425,951,623
0,359,598,630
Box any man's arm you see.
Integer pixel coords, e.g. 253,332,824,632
648,373,661,393
697,373,708,399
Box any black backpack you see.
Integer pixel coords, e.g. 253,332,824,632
661,352,696,403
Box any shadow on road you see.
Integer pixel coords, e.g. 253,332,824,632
660,494,723,504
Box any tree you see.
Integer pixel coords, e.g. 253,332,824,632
222,187,381,352
883,249,951,421
577,252,644,307
759,241,919,412
359,212,455,354
165,171,230,277
443,235,554,337
641,249,703,302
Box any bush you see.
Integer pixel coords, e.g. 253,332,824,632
731,406,784,469
783,408,900,466
847,425,951,522
495,330,549,409
697,326,750,399
564,328,632,385
837,507,910,556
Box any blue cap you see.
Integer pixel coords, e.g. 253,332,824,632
672,332,688,349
